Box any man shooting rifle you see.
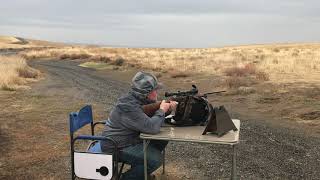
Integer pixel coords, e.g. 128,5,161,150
101,71,177,180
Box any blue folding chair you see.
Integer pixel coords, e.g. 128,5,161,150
69,105,124,180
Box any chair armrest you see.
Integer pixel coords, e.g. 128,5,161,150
73,135,118,150
75,135,108,141
93,120,107,130
71,134,120,177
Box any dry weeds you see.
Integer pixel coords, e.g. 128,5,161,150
20,47,94,60
18,44,320,85
298,111,320,120
223,63,270,87
224,77,253,89
3,36,318,89
0,55,40,90
170,71,190,78
224,63,257,77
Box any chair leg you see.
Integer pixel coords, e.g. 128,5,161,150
162,149,165,174
118,162,125,180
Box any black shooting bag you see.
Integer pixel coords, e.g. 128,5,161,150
165,96,210,126
165,95,238,136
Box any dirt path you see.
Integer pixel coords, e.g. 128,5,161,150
29,59,128,111
1,59,319,179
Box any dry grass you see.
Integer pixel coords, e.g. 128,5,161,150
15,41,320,84
223,63,269,84
224,63,257,77
20,47,94,60
170,71,190,78
0,55,40,90
255,71,269,81
224,77,254,89
2,36,319,83
89,55,111,63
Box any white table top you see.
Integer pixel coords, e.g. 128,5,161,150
140,119,240,145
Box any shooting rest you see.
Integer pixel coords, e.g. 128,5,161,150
202,105,238,137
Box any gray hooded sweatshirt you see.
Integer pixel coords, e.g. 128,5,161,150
101,91,165,152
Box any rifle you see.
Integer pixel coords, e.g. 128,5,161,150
142,85,225,117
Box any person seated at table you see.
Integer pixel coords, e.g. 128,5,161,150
101,71,177,180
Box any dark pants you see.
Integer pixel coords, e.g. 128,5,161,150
119,140,168,180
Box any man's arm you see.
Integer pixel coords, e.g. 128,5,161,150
122,108,165,134
141,109,166,134
143,101,174,117
120,100,172,134
142,101,162,117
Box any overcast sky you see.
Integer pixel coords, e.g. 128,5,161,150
0,0,319,48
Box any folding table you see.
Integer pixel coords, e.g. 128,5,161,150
140,119,240,180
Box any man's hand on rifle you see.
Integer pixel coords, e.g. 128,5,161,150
159,100,171,113
169,101,178,112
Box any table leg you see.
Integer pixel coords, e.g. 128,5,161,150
162,148,166,174
143,140,150,180
231,144,237,180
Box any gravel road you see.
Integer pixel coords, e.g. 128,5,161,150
30,60,128,112
30,60,320,180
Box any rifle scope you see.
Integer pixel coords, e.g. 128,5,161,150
164,85,198,97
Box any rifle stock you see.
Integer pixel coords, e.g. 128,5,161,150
142,101,162,117
142,100,175,117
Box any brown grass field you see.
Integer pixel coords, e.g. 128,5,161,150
18,42,320,83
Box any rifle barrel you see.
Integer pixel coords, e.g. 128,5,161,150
204,91,226,96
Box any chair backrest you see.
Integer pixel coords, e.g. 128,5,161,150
69,105,118,180
69,105,93,134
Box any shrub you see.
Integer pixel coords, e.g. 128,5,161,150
224,63,269,82
91,55,111,63
78,53,92,59
224,63,256,77
273,48,280,53
59,54,70,59
0,55,40,90
292,52,299,57
17,66,39,78
19,50,52,60
224,77,249,88
58,52,92,60
99,56,111,63
255,71,269,81
1,84,16,91
111,57,125,66
237,86,256,95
